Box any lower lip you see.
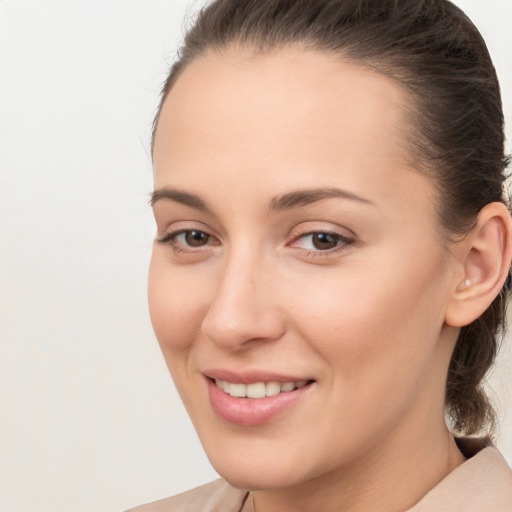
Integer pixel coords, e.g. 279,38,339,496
206,379,313,427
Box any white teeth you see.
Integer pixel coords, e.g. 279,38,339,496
281,381,295,392
214,379,309,398
265,381,281,397
215,379,228,392
228,382,246,397
247,382,266,399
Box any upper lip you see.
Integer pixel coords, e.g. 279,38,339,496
203,368,314,385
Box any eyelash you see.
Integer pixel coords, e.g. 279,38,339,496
156,230,216,253
156,229,354,257
289,230,354,256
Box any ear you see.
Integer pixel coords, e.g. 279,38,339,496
445,202,512,328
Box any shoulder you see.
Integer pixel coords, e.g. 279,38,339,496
409,439,512,511
125,479,248,512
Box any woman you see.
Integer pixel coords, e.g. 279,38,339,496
130,0,512,510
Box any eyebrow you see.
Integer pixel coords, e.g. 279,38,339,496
270,187,374,211
150,186,373,212
150,188,212,213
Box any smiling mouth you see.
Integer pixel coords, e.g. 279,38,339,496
213,379,312,399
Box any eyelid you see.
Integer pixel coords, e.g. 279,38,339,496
155,217,213,234
157,228,215,242
155,217,218,240
290,231,353,248
288,222,355,242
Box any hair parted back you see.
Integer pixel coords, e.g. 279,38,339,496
154,0,511,437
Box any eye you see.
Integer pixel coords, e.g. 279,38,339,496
157,229,217,251
182,230,210,247
290,231,353,253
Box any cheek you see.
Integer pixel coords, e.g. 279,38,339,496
147,252,209,353
289,251,448,386
282,257,450,455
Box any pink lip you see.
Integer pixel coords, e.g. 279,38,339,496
204,371,314,427
204,368,312,384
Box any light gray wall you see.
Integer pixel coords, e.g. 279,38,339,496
0,1,510,511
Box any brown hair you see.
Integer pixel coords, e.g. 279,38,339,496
154,0,510,436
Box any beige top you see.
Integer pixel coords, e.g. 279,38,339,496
126,439,512,512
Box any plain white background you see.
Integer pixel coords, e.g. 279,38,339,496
0,1,511,510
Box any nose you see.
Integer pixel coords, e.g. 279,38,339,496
200,252,286,351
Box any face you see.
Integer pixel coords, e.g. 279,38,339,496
149,49,459,490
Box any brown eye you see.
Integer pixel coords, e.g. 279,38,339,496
311,233,339,250
185,230,210,247
290,230,353,254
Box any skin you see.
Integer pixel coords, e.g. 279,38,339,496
149,48,478,512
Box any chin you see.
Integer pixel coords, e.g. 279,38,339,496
217,467,303,491
206,448,314,491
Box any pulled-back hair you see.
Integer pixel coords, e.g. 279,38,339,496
154,0,510,436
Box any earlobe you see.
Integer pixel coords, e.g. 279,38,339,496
445,202,512,328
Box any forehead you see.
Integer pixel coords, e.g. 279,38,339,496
153,48,432,215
